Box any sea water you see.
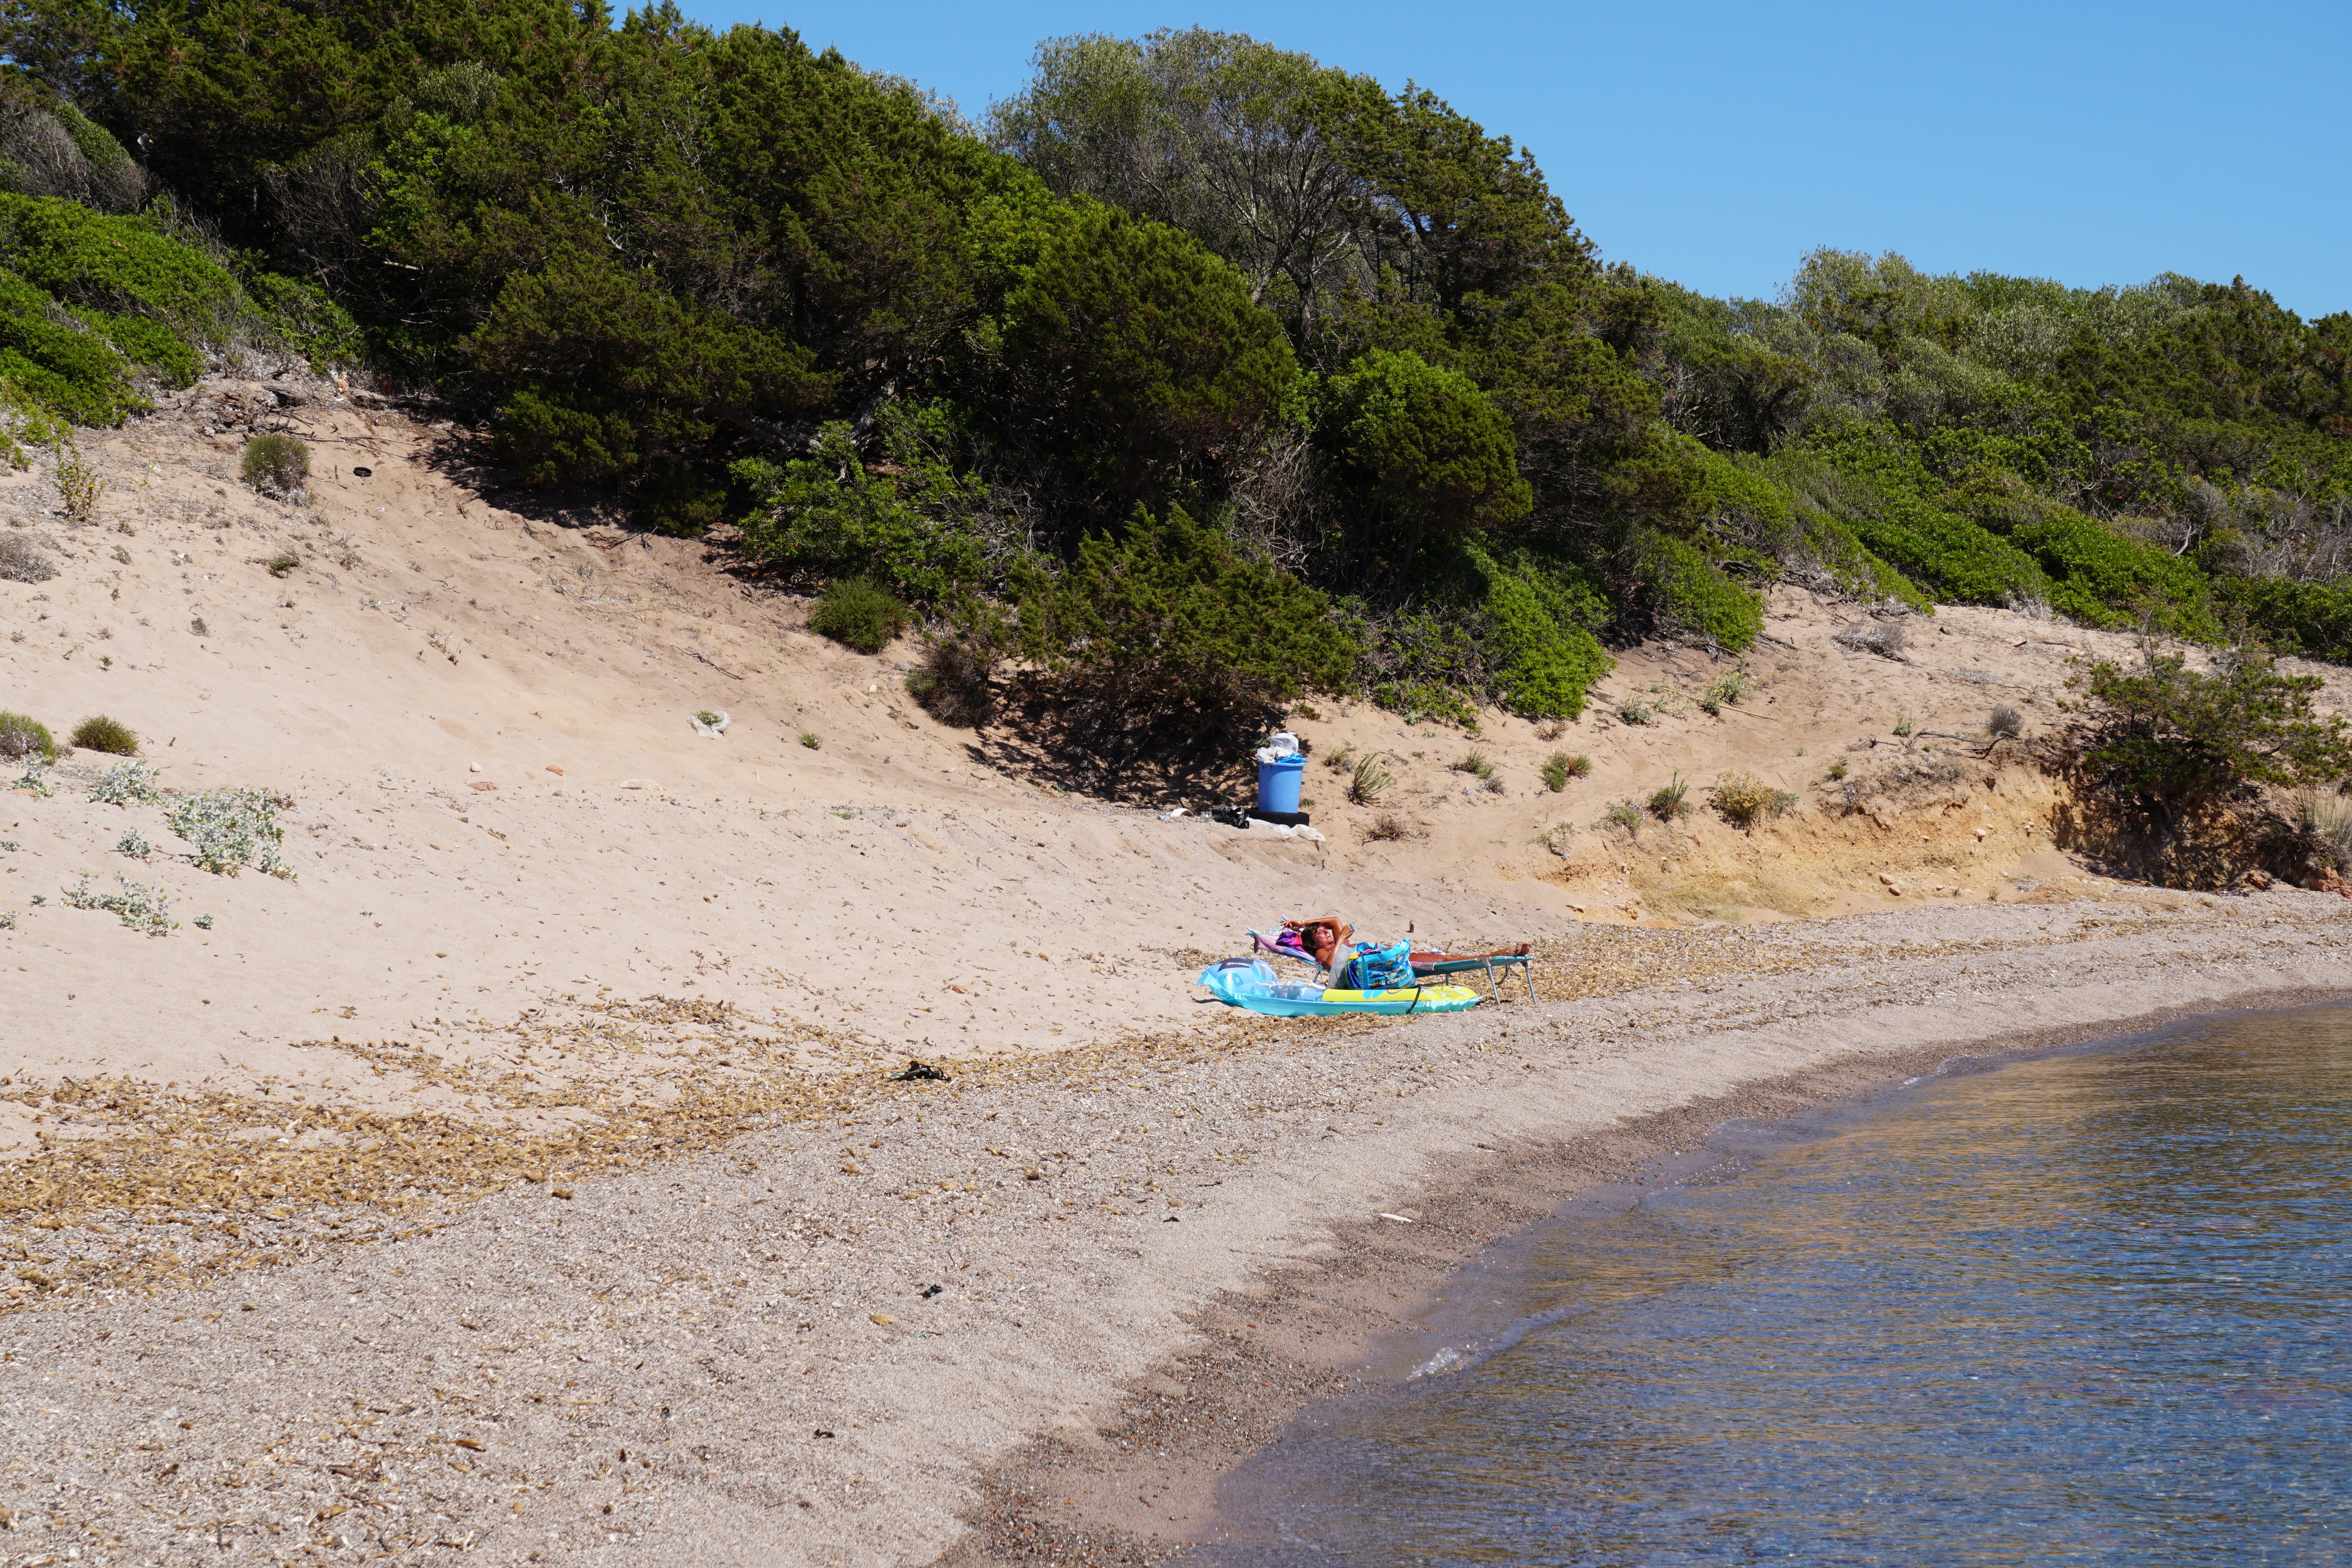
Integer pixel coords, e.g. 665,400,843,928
1205,1004,2352,1565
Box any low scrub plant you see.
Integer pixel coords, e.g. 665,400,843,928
1987,706,2023,740
808,578,911,654
1600,799,1643,835
53,434,105,524
904,635,995,728
241,433,310,498
799,731,820,749
70,714,137,754
1455,751,1495,780
1348,753,1393,804
1321,744,1354,773
1710,771,1797,830
1698,668,1752,716
0,533,56,583
2293,790,2352,869
1361,812,1410,842
266,552,299,577
1893,714,1914,737
115,827,151,858
166,787,296,878
1835,619,1909,658
0,710,56,763
64,872,176,934
1618,699,1653,726
89,759,161,804
1541,751,1591,792
1645,772,1692,821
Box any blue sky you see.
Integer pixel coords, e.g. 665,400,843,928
682,0,2348,319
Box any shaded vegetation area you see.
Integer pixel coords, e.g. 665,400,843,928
3,8,2350,759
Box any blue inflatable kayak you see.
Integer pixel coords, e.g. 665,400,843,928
1197,957,1484,1017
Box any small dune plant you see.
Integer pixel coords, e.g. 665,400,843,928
64,872,176,935
1988,705,2023,740
1699,668,1751,716
808,578,910,654
89,760,162,805
241,433,311,499
167,787,297,878
266,552,299,577
1600,799,1643,836
904,635,995,728
1618,698,1653,726
1348,753,1393,804
1710,770,1798,831
1645,772,1692,822
52,434,105,524
70,714,138,754
1541,751,1591,792
1893,714,1915,737
1455,750,1495,781
1361,812,1409,842
799,731,820,749
0,534,56,583
0,711,56,763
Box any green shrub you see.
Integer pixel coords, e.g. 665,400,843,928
1348,753,1393,804
905,634,996,727
1637,533,1761,651
62,871,175,934
240,433,310,497
1000,205,1297,498
89,760,162,804
2007,509,2216,637
0,710,55,762
1541,751,1589,791
808,579,912,654
166,787,297,878
2214,576,2352,664
736,410,991,603
69,714,137,754
800,731,820,748
997,502,1356,748
1361,537,1615,723
52,432,103,521
1710,770,1796,830
1646,772,1692,821
1600,799,1643,834
1699,668,1750,715
1455,751,1495,780
2071,645,2352,861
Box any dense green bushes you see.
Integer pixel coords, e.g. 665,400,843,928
807,579,912,654
995,503,1355,747
8,4,2352,763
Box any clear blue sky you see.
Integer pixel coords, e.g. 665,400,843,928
682,0,2347,320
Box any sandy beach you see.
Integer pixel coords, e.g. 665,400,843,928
5,377,2352,1564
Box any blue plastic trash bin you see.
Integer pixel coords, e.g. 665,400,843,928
1256,753,1306,814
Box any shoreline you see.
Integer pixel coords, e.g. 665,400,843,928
6,898,2352,1565
938,979,2352,1566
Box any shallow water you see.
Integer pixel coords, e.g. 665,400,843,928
1206,1005,2352,1565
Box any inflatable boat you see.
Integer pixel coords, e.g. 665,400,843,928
1196,957,1484,1017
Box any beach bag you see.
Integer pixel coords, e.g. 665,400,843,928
1339,940,1414,991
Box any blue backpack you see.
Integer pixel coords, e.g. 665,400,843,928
1338,940,1415,991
